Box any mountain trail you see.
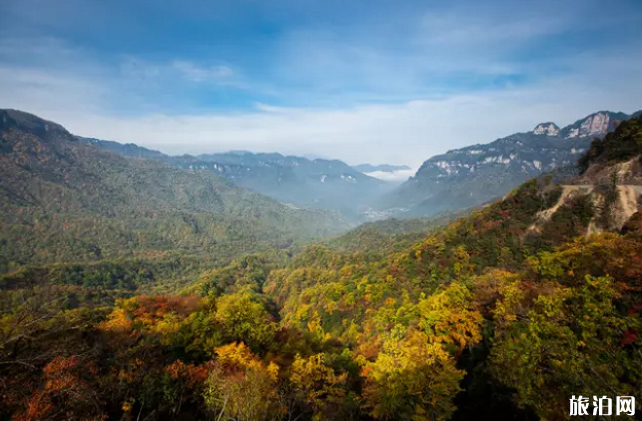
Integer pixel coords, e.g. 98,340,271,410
538,185,594,221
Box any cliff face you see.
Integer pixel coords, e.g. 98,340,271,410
560,111,628,139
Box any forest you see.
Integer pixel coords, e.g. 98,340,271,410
0,115,641,421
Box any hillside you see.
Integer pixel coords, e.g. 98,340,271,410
260,115,642,420
384,110,639,217
324,212,464,256
79,137,390,220
0,109,350,273
1,113,642,421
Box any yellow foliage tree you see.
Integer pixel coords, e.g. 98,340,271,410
290,353,348,420
416,283,483,354
204,342,281,421
362,330,464,421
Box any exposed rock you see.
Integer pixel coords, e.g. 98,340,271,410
560,111,629,139
533,122,560,136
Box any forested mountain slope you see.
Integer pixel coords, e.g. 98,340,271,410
79,137,389,220
1,114,641,421
262,114,642,419
324,211,465,256
0,109,350,273
385,110,640,217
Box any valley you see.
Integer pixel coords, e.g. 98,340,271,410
75,109,642,227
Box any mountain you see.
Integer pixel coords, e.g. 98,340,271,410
559,110,629,139
2,113,642,421
188,152,390,219
261,116,642,420
352,163,411,173
523,113,642,240
78,138,389,220
0,109,350,273
383,110,640,217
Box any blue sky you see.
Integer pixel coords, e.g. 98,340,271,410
0,0,641,167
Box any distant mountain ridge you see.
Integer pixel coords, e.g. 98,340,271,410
78,137,390,220
352,163,411,173
79,136,168,160
383,109,641,217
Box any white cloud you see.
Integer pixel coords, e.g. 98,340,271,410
265,1,597,100
1,47,641,168
417,3,578,49
1,37,641,168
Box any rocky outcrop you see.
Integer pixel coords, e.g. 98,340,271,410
575,156,642,186
533,122,560,136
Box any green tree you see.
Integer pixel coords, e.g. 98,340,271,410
490,276,642,419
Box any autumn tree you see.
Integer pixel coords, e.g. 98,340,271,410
289,353,351,420
13,356,106,421
490,276,642,419
214,290,280,353
204,342,281,421
362,329,464,421
416,282,483,355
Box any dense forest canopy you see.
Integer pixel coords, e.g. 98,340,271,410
0,113,641,420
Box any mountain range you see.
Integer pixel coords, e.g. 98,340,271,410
382,110,642,217
0,109,350,273
78,137,391,220
80,109,641,221
3,107,640,266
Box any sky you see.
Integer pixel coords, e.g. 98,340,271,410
0,0,641,168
